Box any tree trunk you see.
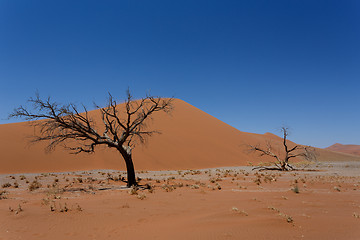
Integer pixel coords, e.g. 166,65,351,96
118,146,137,187
123,153,136,187
281,160,289,171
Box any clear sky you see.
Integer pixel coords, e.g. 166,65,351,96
0,0,359,148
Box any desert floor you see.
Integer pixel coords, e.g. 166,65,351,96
1,162,359,240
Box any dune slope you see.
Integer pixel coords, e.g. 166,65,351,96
0,99,359,174
326,143,360,156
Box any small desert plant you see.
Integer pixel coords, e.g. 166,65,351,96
137,193,147,200
240,210,249,216
232,207,248,216
232,207,239,212
0,190,8,199
268,206,281,213
254,178,261,185
41,198,51,205
162,184,175,192
286,215,293,223
2,183,11,188
76,204,83,211
292,184,300,194
145,184,155,193
50,203,56,212
9,204,23,214
28,180,42,191
122,203,130,208
128,186,138,195
49,202,78,213
59,203,69,212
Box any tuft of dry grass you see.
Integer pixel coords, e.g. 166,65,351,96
292,184,300,194
49,202,83,212
122,203,130,208
128,186,138,195
9,204,23,214
232,207,248,216
137,193,147,200
190,184,200,189
2,182,11,188
0,190,8,200
28,180,42,191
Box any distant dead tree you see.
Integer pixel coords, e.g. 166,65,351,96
249,127,317,171
10,90,173,187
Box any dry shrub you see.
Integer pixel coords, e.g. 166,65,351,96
29,180,42,191
9,204,23,214
2,183,11,188
128,186,138,195
292,184,300,194
0,190,8,199
137,193,147,200
122,203,130,208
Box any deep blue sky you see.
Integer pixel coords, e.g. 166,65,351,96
0,0,359,148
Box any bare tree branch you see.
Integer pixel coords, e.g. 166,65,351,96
248,127,317,171
10,90,174,187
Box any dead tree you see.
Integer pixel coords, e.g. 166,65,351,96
10,90,173,187
249,127,317,171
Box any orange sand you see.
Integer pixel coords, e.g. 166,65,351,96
1,164,359,240
0,99,359,174
326,143,360,156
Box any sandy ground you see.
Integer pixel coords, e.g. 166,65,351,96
1,162,359,240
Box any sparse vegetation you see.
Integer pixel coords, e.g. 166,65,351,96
128,186,138,195
292,184,300,194
9,204,23,214
137,193,147,200
0,190,8,199
232,207,248,216
28,180,42,191
2,183,11,188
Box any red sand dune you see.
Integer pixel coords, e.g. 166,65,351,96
0,99,359,174
326,143,360,156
